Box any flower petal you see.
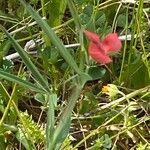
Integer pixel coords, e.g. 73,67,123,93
84,30,100,43
102,33,122,53
88,42,112,64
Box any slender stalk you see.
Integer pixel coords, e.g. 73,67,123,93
0,85,16,128
119,5,129,83
67,0,86,72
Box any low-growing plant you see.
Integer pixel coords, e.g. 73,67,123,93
0,0,149,150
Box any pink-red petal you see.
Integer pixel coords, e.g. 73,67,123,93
102,33,122,53
84,30,122,64
84,30,100,43
88,42,112,64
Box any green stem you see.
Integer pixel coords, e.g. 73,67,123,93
67,0,86,72
119,5,129,83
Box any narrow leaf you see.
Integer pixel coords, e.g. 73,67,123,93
52,85,82,149
46,94,57,149
0,69,46,93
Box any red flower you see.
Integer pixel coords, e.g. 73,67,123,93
84,30,122,64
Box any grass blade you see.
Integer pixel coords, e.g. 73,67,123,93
0,69,46,93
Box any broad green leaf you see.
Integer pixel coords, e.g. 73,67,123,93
88,66,106,81
117,14,126,28
119,53,150,89
18,0,80,74
0,69,46,93
34,93,45,104
78,72,92,87
79,92,98,114
0,25,50,93
100,134,112,149
45,0,68,27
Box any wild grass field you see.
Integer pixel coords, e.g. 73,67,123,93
0,0,150,149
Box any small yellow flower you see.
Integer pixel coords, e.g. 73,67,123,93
102,84,119,98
